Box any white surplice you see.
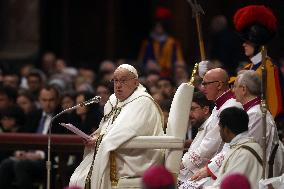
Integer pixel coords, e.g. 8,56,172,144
205,133,263,189
179,118,214,180
247,104,284,177
69,84,164,189
178,90,242,184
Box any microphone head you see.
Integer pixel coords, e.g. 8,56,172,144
80,96,101,106
92,96,101,103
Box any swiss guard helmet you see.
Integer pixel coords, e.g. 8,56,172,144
233,5,277,46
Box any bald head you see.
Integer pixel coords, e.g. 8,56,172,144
202,68,230,101
205,68,228,81
205,68,229,87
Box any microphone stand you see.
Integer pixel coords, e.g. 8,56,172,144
46,96,101,189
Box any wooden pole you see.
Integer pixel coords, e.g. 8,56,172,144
195,12,206,61
187,0,206,61
260,45,267,179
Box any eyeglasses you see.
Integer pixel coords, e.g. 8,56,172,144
191,105,201,111
201,80,222,86
110,77,136,85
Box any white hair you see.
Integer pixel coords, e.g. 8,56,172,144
237,70,261,96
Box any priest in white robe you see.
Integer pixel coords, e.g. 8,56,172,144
190,70,284,184
233,70,284,177
205,107,263,189
178,68,242,187
179,92,214,180
69,64,164,189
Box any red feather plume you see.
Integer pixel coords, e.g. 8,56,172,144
155,7,172,20
234,5,277,33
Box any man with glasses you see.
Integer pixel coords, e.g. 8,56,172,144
69,64,164,189
178,92,214,182
233,70,284,178
178,68,242,188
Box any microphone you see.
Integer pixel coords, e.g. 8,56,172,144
46,96,101,189
79,96,101,107
51,96,101,121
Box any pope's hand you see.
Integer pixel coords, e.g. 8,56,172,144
189,166,209,181
198,60,209,78
84,133,99,147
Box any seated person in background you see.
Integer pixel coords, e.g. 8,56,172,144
204,107,263,189
179,92,214,181
0,106,25,133
16,89,37,115
69,64,164,189
73,91,103,134
95,82,112,114
0,85,69,189
0,85,17,115
157,77,176,100
0,106,26,162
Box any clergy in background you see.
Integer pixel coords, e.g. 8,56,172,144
205,107,263,189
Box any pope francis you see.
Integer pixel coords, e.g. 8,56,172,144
69,64,164,189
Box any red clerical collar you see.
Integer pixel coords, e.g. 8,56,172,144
243,97,261,112
215,90,235,110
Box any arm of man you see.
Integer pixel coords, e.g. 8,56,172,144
182,124,223,176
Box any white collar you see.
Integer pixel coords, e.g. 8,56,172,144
250,52,262,65
42,112,52,117
109,84,150,107
229,131,249,146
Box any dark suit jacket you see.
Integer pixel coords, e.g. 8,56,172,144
21,107,72,134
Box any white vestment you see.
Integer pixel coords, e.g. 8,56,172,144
247,104,284,177
205,133,263,189
207,102,284,178
259,173,284,189
69,84,164,189
178,90,242,185
179,118,216,180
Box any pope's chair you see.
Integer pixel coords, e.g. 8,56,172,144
114,83,194,188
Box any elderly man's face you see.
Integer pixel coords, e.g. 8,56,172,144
113,68,138,101
232,77,245,104
202,74,221,101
